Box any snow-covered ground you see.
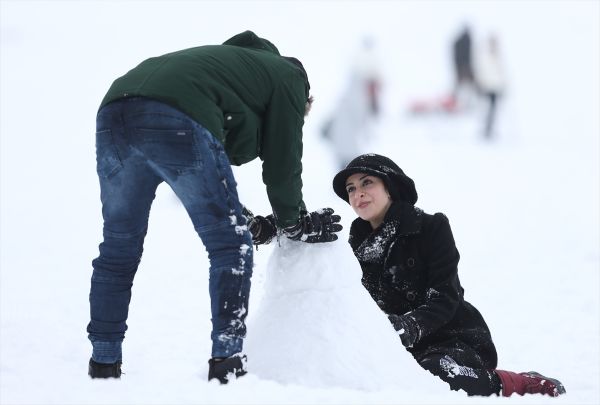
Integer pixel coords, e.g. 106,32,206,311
1,1,598,404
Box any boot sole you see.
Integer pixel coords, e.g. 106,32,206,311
526,371,566,395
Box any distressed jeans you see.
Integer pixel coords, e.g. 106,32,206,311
88,97,253,362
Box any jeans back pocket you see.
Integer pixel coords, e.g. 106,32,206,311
96,129,123,179
134,128,201,172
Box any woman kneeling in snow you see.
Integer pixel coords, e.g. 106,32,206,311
332,153,565,397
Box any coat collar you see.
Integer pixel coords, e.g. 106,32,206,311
384,201,424,236
349,202,424,251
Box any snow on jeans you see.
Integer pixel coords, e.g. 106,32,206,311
88,97,253,362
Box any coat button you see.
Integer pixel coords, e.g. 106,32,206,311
407,257,416,267
406,291,417,301
376,300,385,309
226,115,233,121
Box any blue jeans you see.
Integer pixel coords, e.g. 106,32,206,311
88,97,253,362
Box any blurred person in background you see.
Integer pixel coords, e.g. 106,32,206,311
332,153,566,397
474,33,506,139
409,25,476,115
88,30,342,383
321,36,382,169
451,25,477,109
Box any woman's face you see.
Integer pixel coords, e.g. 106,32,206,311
345,172,392,228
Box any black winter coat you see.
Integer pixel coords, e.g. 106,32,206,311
349,202,498,368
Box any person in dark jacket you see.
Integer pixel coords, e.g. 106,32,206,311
87,31,342,383
453,26,475,94
332,153,565,397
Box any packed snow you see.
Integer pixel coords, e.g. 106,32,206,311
1,1,598,404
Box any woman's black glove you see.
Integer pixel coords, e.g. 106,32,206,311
242,207,277,245
282,208,343,243
388,314,420,348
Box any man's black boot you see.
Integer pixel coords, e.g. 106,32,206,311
88,358,122,379
208,354,247,384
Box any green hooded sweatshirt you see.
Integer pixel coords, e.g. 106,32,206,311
100,31,308,227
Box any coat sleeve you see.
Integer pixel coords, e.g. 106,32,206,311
405,213,462,343
260,70,307,227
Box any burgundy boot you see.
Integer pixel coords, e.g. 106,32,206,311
495,369,566,397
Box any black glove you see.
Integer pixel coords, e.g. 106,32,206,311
283,208,343,243
388,314,420,348
242,207,277,245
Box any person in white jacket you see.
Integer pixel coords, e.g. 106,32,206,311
321,37,382,169
475,34,506,139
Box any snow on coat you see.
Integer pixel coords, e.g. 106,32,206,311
349,202,498,368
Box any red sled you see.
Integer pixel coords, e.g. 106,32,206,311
409,94,458,114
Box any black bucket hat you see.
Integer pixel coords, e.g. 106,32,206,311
332,153,418,204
